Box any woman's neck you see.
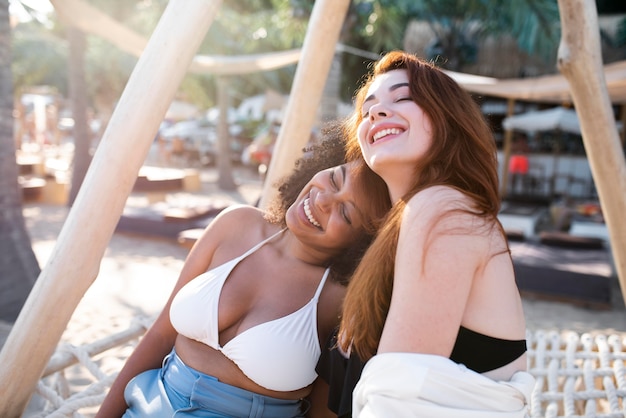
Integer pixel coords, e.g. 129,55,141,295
280,230,333,268
375,166,414,203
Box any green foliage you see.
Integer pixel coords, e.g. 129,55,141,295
337,0,416,102
11,0,163,114
12,21,67,94
350,0,409,53
196,1,307,104
10,0,566,115
495,0,560,63
179,75,215,110
398,0,560,69
616,17,626,47
335,0,562,99
89,0,166,29
84,35,136,111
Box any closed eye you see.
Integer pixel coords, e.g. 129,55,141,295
330,167,353,225
337,166,353,225
341,204,352,225
329,170,339,191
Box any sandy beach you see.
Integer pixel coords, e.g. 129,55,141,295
3,164,626,416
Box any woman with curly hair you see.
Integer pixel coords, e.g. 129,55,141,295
97,125,390,418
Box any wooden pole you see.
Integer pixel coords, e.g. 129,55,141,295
0,1,221,415
499,98,516,198
259,0,351,209
216,76,237,190
557,0,626,305
619,103,626,148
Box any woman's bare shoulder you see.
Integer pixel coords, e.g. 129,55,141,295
189,204,270,254
403,186,470,223
209,204,266,232
407,186,468,208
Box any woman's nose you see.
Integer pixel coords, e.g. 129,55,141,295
369,102,389,120
315,190,334,212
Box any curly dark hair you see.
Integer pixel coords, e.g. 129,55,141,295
264,121,390,285
264,122,347,225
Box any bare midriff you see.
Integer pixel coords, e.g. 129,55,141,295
173,335,312,400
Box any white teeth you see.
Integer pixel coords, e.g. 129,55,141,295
372,128,402,142
303,198,321,228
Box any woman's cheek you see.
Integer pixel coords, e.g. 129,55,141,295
357,123,369,150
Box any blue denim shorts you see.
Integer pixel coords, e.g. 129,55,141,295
123,349,306,417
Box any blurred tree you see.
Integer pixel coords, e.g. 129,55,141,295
7,0,571,111
198,0,309,104
338,0,414,104
321,0,561,101
12,20,67,94
190,0,309,188
8,0,569,176
85,0,166,116
406,0,560,71
617,19,626,47
67,25,91,206
0,0,41,322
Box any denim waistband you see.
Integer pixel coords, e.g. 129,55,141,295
161,349,305,417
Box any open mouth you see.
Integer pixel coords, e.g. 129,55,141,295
372,128,402,143
303,197,321,228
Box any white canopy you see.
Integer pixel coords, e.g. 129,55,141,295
502,106,623,136
502,107,583,135
165,100,200,121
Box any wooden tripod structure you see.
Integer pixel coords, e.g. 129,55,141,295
0,1,624,416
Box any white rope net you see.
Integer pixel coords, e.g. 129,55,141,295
27,326,626,417
527,330,626,418
26,316,154,418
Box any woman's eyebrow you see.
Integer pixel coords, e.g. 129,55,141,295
390,82,409,91
363,82,410,104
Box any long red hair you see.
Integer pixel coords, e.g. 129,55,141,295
339,51,504,360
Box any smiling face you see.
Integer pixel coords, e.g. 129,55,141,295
356,69,434,200
285,162,375,259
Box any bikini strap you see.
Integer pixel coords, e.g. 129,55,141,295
239,228,328,300
237,228,286,260
313,268,331,300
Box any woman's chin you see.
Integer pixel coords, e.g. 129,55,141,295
367,155,393,175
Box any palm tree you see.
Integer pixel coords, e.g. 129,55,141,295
0,0,41,322
404,0,561,74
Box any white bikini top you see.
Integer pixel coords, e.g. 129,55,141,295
170,229,329,392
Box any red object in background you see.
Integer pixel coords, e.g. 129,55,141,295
249,144,273,165
577,202,602,217
509,155,529,174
